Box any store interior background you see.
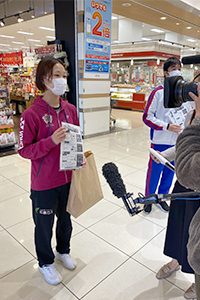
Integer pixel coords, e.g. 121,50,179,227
0,0,200,154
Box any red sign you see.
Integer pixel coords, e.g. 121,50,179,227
111,51,180,59
0,51,23,65
35,45,56,56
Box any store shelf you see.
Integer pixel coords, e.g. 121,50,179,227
0,124,14,130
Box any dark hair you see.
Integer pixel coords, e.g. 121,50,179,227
163,57,181,72
35,56,65,91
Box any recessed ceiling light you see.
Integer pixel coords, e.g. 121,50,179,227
0,43,10,46
18,31,34,35
186,26,192,29
122,2,131,7
46,36,55,39
39,26,55,31
28,39,41,42
151,29,164,33
35,44,43,47
187,38,196,42
44,11,47,15
160,17,167,20
0,34,15,39
12,41,24,45
112,40,119,43
31,15,35,19
112,16,118,20
142,37,151,41
176,23,180,25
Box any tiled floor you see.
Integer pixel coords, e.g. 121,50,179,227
0,110,194,299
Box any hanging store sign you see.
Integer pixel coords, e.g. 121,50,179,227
84,0,112,79
0,51,23,66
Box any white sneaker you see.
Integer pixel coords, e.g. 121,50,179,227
56,252,76,270
39,263,62,285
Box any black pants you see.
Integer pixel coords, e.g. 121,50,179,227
31,183,72,267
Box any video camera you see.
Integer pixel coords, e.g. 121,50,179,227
164,55,200,108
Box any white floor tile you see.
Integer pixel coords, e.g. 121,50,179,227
0,180,27,203
133,230,194,292
0,230,33,278
89,209,163,256
124,169,147,190
7,218,84,257
0,193,31,228
9,173,30,192
140,206,169,228
0,160,30,179
60,230,128,298
119,155,148,170
0,260,77,300
74,199,120,228
82,258,184,300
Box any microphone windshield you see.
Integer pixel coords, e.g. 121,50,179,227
102,162,127,198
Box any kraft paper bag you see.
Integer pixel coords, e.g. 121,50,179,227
67,151,103,218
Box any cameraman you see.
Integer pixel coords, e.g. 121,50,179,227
176,83,200,299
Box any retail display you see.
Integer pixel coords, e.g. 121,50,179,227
0,90,16,149
110,84,146,111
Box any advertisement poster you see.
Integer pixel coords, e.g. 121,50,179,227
84,0,112,79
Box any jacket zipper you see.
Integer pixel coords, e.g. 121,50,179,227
57,110,68,183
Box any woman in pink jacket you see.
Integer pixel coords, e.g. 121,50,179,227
18,57,79,285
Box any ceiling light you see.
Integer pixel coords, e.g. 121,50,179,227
176,22,180,25
151,29,164,33
28,39,41,42
35,44,43,47
44,11,47,15
0,19,5,27
160,17,167,20
112,16,118,20
0,43,10,46
122,3,131,7
142,37,151,41
12,41,24,45
0,35,15,39
186,26,192,29
46,36,55,39
39,26,55,31
17,15,24,23
21,46,29,49
112,40,119,43
187,38,196,42
31,15,35,19
18,31,34,35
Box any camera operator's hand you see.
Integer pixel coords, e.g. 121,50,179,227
189,83,200,117
168,124,182,133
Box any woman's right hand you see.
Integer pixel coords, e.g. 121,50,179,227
51,127,68,145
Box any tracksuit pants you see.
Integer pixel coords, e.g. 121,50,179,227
145,144,175,196
30,183,72,267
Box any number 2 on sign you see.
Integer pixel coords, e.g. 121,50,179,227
92,11,102,36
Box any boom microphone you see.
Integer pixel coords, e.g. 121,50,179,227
102,162,126,198
102,162,200,216
102,162,142,215
182,55,200,65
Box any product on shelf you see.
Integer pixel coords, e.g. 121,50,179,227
0,93,16,148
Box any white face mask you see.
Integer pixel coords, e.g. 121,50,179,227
169,70,182,77
46,78,68,96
